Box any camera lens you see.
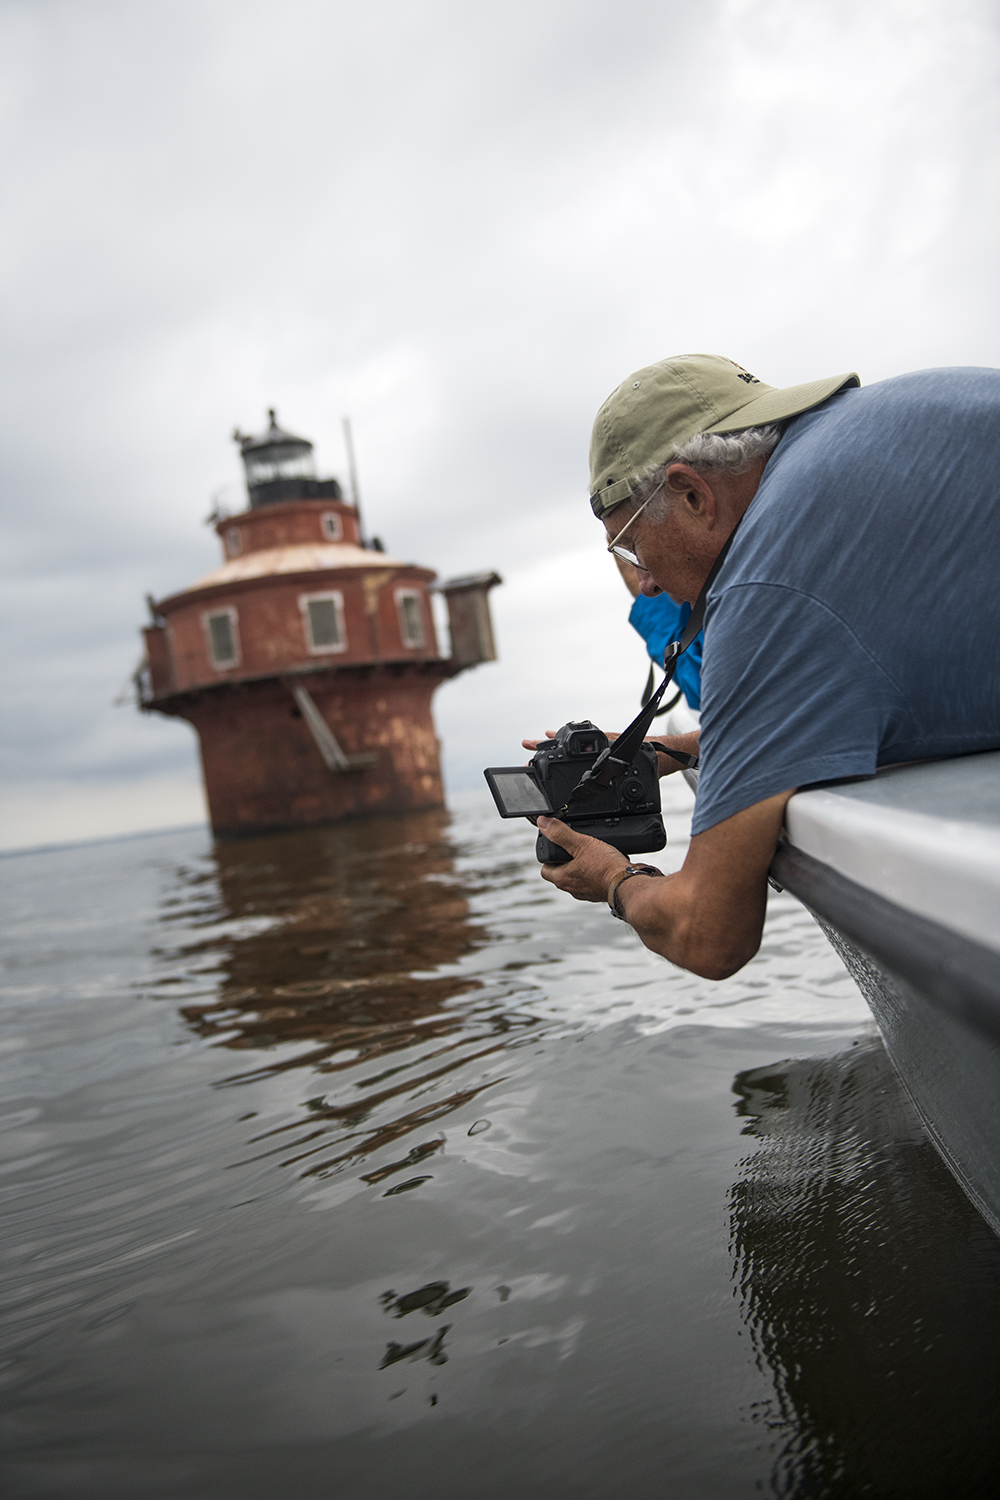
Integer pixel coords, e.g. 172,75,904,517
622,778,645,802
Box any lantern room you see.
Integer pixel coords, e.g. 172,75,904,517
233,409,342,510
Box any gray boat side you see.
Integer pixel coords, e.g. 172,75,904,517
783,753,1000,958
777,751,1000,1237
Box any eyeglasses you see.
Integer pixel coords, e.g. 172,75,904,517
605,487,660,569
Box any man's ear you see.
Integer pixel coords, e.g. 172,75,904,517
663,464,717,526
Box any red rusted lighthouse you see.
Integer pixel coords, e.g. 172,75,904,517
139,411,499,837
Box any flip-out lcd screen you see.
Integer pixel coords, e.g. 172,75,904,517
484,767,552,817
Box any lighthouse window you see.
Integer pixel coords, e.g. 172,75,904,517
320,511,342,541
245,452,315,487
204,609,239,669
396,590,426,648
224,528,242,558
302,592,347,653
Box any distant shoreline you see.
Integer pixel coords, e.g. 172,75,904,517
0,822,209,861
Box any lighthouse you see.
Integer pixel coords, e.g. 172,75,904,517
138,411,500,838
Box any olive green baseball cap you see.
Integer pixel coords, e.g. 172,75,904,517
589,353,860,518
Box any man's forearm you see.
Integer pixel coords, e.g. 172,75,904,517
609,867,758,979
648,731,700,775
536,789,793,981
609,789,793,978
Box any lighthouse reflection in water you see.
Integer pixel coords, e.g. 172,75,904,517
4,786,1000,1497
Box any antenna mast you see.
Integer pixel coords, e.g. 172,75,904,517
342,416,366,547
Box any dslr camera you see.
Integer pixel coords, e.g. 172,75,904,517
484,720,665,865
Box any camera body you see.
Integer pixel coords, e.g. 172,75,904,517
530,721,665,864
484,720,666,865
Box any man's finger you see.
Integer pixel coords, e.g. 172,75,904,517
536,816,590,856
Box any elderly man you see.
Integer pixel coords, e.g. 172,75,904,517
530,354,1000,979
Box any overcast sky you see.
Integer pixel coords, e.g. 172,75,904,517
2,0,999,849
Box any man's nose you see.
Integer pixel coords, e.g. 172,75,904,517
638,574,663,597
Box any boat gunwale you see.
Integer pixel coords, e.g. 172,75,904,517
772,837,1000,1049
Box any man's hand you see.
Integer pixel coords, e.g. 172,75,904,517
535,817,629,903
521,731,558,753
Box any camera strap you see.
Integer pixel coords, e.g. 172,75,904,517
563,520,743,807
642,663,682,718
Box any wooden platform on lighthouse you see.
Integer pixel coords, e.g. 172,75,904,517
138,411,500,838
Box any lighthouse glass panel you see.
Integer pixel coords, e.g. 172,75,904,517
396,590,426,648
303,593,347,653
205,610,239,669
245,447,316,487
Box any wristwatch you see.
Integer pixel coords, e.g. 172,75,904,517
608,863,665,921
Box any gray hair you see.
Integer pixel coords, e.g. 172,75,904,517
629,422,784,516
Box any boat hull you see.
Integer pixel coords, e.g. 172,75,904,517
773,842,1000,1239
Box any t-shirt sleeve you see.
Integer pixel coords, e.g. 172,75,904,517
691,583,915,836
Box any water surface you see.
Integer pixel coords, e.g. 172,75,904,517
3,785,1000,1498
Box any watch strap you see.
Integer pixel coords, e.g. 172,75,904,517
608,863,665,921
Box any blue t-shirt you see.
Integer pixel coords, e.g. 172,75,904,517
628,593,703,709
692,368,1000,837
